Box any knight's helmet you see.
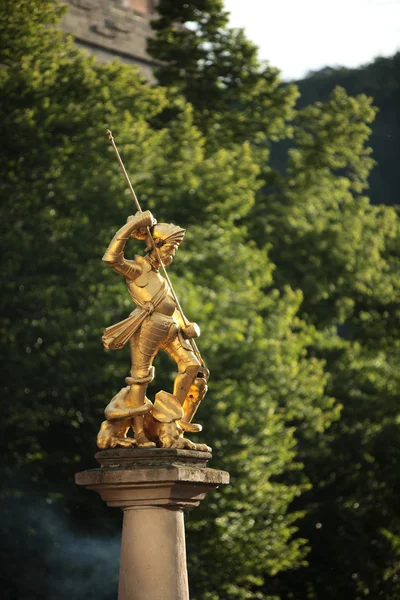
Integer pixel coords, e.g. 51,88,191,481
144,223,186,253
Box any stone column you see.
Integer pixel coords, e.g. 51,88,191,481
76,448,229,600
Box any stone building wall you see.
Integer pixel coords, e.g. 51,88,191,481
60,0,159,82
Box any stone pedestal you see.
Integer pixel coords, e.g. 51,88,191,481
75,448,229,600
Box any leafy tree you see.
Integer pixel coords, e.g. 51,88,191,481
148,0,298,150
258,86,400,600
295,53,400,207
0,2,335,599
149,2,400,598
249,71,400,600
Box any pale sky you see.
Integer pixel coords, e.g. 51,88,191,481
224,0,400,80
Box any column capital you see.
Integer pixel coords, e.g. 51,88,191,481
75,448,229,510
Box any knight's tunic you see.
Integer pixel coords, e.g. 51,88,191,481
102,255,176,351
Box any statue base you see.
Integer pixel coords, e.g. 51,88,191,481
75,448,229,600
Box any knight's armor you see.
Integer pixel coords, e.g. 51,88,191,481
101,211,207,447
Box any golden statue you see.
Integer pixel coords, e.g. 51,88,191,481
97,132,210,452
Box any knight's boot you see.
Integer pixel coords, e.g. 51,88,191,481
178,420,202,434
133,417,156,448
126,369,156,448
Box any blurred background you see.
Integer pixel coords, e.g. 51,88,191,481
1,1,400,598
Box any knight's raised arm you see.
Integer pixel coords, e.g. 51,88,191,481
102,210,155,278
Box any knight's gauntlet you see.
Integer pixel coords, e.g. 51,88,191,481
128,210,154,234
102,211,154,265
129,210,156,241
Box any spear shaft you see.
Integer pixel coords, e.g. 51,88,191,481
106,129,204,368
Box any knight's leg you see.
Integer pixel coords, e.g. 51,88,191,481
128,386,155,447
163,332,208,438
174,363,200,405
128,333,156,448
164,332,203,408
180,374,208,430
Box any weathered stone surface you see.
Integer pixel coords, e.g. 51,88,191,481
76,448,229,509
60,0,159,81
76,449,229,600
95,447,213,468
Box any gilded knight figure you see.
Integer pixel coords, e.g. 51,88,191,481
96,210,210,452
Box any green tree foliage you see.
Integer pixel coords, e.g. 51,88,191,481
149,2,400,598
261,88,400,600
148,0,298,150
0,2,336,599
295,54,400,206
